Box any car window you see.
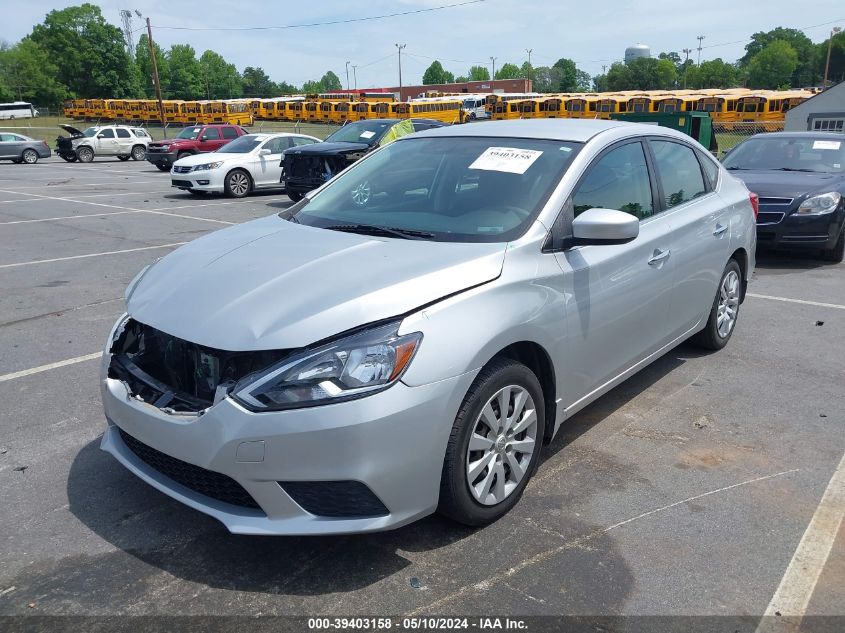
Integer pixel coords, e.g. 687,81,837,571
0,134,16,142
98,129,115,139
133,129,149,138
221,127,238,139
202,128,221,141
292,136,317,146
698,151,719,190
176,127,202,140
650,140,707,208
116,129,131,138
572,142,654,220
262,137,289,154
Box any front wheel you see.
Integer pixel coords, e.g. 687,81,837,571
76,146,94,163
689,259,742,350
822,231,844,264
117,155,130,161
131,145,146,161
438,358,544,526
287,190,304,202
155,163,170,172
224,169,252,198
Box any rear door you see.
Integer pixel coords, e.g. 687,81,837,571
0,134,23,158
115,128,133,154
646,138,730,336
553,140,676,408
198,127,223,152
220,126,239,149
96,128,118,155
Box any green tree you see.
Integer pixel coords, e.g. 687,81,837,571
494,62,521,79
605,62,632,90
301,79,323,94
454,75,468,83
552,58,579,91
520,61,532,80
30,4,139,98
241,66,274,96
467,65,490,81
135,34,169,98
685,58,739,89
740,27,818,86
199,50,241,99
747,40,799,89
423,60,450,84
167,44,203,99
592,73,608,92
817,30,845,84
320,70,342,91
0,38,67,106
275,80,298,95
575,69,593,91
531,66,562,93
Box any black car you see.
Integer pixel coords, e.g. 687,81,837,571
281,118,444,201
723,132,844,262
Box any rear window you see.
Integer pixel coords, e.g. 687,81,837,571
222,127,238,139
116,129,130,138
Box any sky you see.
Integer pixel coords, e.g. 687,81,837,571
4,0,844,89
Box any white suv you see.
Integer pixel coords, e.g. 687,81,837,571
62,125,152,163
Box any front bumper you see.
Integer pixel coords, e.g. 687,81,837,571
146,149,179,166
100,359,476,535
756,209,843,251
170,170,224,192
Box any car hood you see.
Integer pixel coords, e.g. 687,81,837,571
729,170,844,199
150,138,196,147
127,214,506,351
59,124,85,138
284,141,370,157
172,152,243,167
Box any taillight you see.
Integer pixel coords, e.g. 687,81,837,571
749,192,759,220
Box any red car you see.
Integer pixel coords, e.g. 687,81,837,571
145,124,247,171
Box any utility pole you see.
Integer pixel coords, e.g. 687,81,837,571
352,65,358,90
345,61,351,92
824,27,842,88
145,17,166,132
696,35,705,65
395,43,406,96
682,48,692,89
490,56,497,80
525,48,532,85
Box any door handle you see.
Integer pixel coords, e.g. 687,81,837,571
648,249,671,266
713,223,728,236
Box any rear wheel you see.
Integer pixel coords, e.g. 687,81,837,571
822,231,844,264
130,145,146,161
224,169,252,198
21,149,39,164
689,259,742,351
438,358,544,526
76,146,94,163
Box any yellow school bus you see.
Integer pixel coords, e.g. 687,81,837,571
405,99,462,123
179,101,202,124
161,100,183,124
564,96,591,119
511,99,539,119
333,101,352,124
286,101,306,121
694,95,739,122
348,101,372,121
627,96,654,113
537,97,565,118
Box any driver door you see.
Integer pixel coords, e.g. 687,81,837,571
96,128,118,155
252,136,290,187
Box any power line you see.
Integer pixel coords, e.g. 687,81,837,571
150,0,486,31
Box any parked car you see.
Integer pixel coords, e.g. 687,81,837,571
281,118,444,201
170,132,321,197
146,124,247,171
0,132,51,164
101,119,756,535
55,124,151,163
723,132,844,262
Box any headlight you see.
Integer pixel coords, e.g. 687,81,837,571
159,144,170,151
233,322,422,411
192,161,224,172
797,192,841,215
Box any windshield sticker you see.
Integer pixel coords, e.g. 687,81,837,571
469,147,543,174
813,140,841,150
360,130,376,139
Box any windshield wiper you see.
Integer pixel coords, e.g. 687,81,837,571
323,223,435,240
725,166,746,170
776,167,817,172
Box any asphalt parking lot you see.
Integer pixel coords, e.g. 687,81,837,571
0,156,842,627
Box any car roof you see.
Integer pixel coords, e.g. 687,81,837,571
409,118,653,143
750,131,845,140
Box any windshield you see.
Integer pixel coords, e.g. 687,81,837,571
291,136,581,243
324,120,393,145
724,136,844,173
176,127,202,140
82,127,97,137
215,136,262,153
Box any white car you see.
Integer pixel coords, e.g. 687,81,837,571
57,124,152,163
170,133,321,198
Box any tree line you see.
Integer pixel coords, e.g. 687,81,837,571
423,26,844,92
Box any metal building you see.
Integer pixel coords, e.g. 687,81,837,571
785,81,845,132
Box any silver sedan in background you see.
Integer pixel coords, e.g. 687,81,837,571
100,119,756,534
0,132,51,164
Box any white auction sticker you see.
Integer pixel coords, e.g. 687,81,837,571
813,140,841,150
469,147,543,174
360,130,376,139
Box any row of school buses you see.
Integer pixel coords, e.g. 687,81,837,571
63,88,814,128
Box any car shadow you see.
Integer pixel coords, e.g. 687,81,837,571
64,343,694,597
754,249,835,273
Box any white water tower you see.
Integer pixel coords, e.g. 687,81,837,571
625,43,651,64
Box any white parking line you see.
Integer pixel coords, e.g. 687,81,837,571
0,198,43,204
0,211,141,225
749,293,845,311
140,209,234,225
69,190,172,199
0,352,103,383
0,242,186,269
0,188,141,212
757,453,845,633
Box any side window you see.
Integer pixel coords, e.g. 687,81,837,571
133,129,148,138
571,142,654,220
697,151,719,190
292,136,316,146
262,137,287,154
116,128,131,138
202,128,221,140
221,127,238,139
650,140,707,208
0,134,13,141
98,129,115,138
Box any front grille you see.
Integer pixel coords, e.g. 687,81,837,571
172,165,192,174
118,428,262,511
280,481,389,518
757,211,785,225
108,319,290,413
171,179,194,188
758,197,793,206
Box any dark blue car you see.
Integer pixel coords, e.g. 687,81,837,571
723,132,844,262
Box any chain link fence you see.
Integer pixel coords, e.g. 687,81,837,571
713,121,784,157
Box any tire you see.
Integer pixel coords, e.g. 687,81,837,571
61,154,78,163
176,151,190,161
224,169,252,198
155,163,170,172
76,146,94,163
438,358,544,526
117,155,130,161
131,145,146,161
12,159,22,164
287,190,304,202
821,231,844,264
689,259,743,351
21,149,39,164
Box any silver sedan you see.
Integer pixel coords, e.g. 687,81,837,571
100,119,756,534
0,132,51,164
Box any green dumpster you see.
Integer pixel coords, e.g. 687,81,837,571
609,111,717,154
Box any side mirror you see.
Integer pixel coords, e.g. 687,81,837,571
571,208,639,246
97,134,106,139
259,148,272,156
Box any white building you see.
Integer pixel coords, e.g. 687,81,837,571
785,82,845,132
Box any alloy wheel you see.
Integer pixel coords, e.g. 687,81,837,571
22,150,38,164
717,269,740,338
466,385,538,506
228,172,250,196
